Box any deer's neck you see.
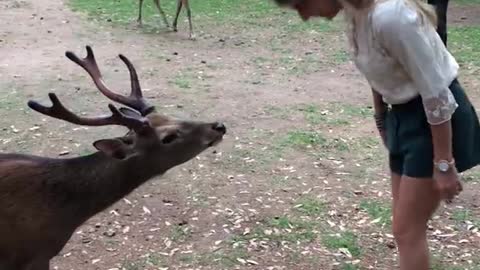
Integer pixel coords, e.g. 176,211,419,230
54,152,165,221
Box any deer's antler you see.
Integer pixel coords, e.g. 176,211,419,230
65,46,155,116
28,93,149,132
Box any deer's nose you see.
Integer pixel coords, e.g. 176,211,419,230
212,122,226,134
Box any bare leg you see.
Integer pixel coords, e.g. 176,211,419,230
153,0,170,28
393,176,441,270
183,0,195,39
391,172,401,222
172,0,183,32
137,0,144,26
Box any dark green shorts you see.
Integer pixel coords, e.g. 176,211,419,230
385,78,480,178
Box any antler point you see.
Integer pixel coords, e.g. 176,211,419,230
27,100,37,108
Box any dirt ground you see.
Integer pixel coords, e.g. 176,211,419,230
1,0,480,269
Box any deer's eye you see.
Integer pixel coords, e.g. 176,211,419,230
120,137,135,145
162,133,179,144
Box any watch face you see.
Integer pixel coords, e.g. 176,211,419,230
438,162,449,172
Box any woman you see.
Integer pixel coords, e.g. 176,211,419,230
272,0,480,269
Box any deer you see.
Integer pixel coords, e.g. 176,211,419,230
427,0,449,46
0,45,226,270
137,0,195,40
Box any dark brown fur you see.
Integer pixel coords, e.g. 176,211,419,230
0,46,226,270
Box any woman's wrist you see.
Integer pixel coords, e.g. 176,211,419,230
371,88,388,131
429,120,454,163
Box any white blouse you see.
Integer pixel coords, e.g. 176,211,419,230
342,0,459,125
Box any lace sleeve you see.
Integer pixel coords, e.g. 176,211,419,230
422,88,458,124
373,6,458,125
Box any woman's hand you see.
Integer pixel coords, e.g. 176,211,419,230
433,166,463,202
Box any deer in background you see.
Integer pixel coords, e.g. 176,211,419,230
0,45,226,270
428,0,449,46
137,0,195,39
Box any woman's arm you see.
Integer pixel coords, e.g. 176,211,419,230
430,116,461,201
430,121,453,162
372,88,387,116
372,88,388,145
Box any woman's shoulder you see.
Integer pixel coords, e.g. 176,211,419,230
370,0,421,34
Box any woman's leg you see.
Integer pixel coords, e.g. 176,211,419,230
393,176,441,270
391,172,402,220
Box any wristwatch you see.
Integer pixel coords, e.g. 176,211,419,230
434,159,455,172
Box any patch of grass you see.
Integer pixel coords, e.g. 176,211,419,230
121,254,166,269
251,54,325,76
333,49,350,64
145,254,166,267
284,55,326,75
430,255,466,270
263,105,292,119
190,192,211,208
271,175,291,187
359,200,392,226
450,26,480,69
170,225,192,242
223,144,282,173
168,68,213,91
67,0,347,46
178,254,195,264
232,216,318,246
0,90,24,112
121,259,146,270
328,138,350,152
298,104,327,125
196,249,249,268
295,103,373,127
342,263,360,270
67,0,297,29
276,128,351,154
281,130,327,148
451,209,480,229
352,136,380,150
452,0,480,5
338,103,373,118
294,196,326,217
6,0,32,9
452,209,473,222
252,56,271,67
462,168,480,183
170,74,191,89
322,231,362,258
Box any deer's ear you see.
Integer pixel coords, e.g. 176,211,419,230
119,107,142,119
93,139,135,160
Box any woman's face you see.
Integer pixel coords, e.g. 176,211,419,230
277,0,342,20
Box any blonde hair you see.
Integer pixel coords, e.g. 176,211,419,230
406,0,438,26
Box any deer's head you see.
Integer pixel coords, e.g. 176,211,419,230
28,46,226,168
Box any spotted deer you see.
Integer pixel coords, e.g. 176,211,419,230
0,45,226,270
137,0,195,39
